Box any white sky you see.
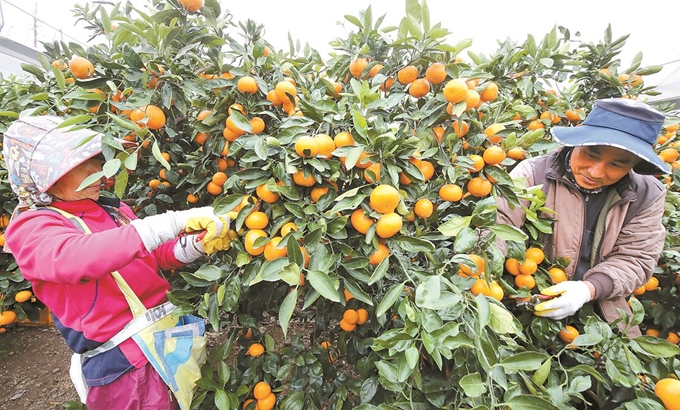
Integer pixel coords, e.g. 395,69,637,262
2,0,679,86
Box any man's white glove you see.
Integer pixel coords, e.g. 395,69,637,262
173,234,205,264
130,206,218,252
533,281,592,320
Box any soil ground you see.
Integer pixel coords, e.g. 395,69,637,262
0,325,78,410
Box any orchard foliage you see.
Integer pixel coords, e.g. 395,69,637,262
1,0,680,408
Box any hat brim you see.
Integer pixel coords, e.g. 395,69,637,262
551,125,669,175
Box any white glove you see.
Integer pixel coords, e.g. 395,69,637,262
533,281,592,320
130,206,217,252
173,234,205,263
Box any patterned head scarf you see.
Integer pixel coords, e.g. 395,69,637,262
3,115,103,207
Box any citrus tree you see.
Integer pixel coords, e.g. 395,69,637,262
1,0,680,408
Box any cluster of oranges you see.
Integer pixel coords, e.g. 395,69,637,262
339,307,369,332
242,381,276,410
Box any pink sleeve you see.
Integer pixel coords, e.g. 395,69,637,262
117,205,185,271
7,209,183,284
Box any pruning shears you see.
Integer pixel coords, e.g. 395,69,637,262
510,294,554,311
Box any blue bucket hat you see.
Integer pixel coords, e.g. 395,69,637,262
550,98,669,175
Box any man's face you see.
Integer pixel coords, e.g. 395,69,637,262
47,158,103,201
569,146,640,190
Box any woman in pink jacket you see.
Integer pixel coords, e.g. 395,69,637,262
3,116,229,409
497,98,669,337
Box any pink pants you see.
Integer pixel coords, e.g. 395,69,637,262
86,363,179,410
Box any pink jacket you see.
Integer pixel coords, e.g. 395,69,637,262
5,198,184,386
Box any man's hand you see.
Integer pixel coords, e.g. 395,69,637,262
533,281,592,320
185,214,230,254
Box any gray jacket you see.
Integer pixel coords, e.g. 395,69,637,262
497,148,666,337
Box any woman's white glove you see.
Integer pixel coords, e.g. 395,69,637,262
533,281,592,320
130,206,217,252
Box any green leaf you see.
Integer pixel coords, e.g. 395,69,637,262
152,140,171,169
489,303,520,334
506,395,560,410
392,237,435,252
368,256,390,285
459,372,486,398
278,288,297,337
193,265,225,281
631,336,680,358
307,269,341,302
376,283,405,317
489,224,528,242
532,358,551,386
438,215,471,237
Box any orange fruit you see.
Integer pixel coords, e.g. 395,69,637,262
237,76,259,94
507,147,525,161
504,258,521,276
460,254,484,277
206,181,223,195
468,154,485,172
0,311,17,326
548,267,567,284
480,82,498,101
408,78,431,98
432,126,446,143
369,242,390,265
253,381,271,400
334,131,355,147
425,63,447,84
414,198,434,218
368,63,384,78
264,237,287,261
178,0,203,12
130,105,166,129
632,285,646,296
211,171,228,186
266,89,282,106
525,247,545,264
660,149,679,163
465,90,481,110
356,308,369,325
540,111,561,124
655,378,680,410
514,274,536,289
14,290,33,303
295,136,319,158
249,117,265,134
194,132,209,145
149,179,162,189
280,222,298,237
418,160,435,181
380,77,395,92
667,331,680,344
339,319,357,332
257,393,276,410
245,211,269,230
187,193,199,203
482,146,506,166
488,281,504,301
452,120,469,138
439,184,463,202
470,279,490,296
519,258,538,275
292,169,316,187
369,185,400,214
244,229,268,256
69,55,95,79
375,212,403,238
248,343,265,357
644,276,659,291
397,65,419,85
343,309,359,325
275,81,297,104
467,177,492,197
350,208,374,234
528,120,545,131
484,123,505,143
349,58,368,78
565,109,582,122
443,79,468,103
558,325,579,343
315,134,336,159
256,183,280,204
364,163,382,183
645,328,661,337
310,186,329,203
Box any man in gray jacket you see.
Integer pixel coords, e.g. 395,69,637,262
497,98,669,337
